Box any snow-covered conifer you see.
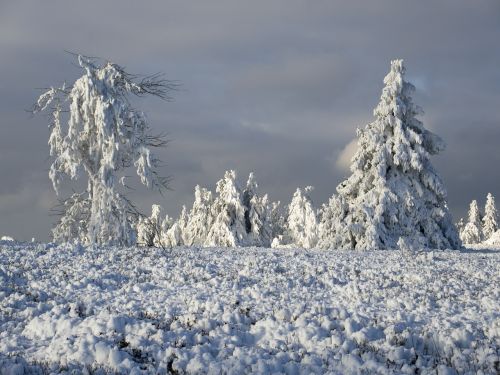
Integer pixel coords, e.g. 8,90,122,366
277,186,318,249
34,55,172,246
270,201,285,239
161,206,187,247
482,193,498,240
460,200,483,244
204,170,247,247
317,195,345,249
242,173,273,247
329,59,460,250
184,186,214,246
243,173,258,233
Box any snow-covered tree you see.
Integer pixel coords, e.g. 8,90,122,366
325,59,460,250
460,200,483,244
274,186,318,249
137,205,164,247
204,170,247,247
34,55,172,246
184,185,214,246
270,201,285,239
242,173,273,247
482,193,498,240
161,205,187,247
242,172,258,234
317,195,345,249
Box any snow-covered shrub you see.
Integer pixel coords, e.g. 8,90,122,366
274,186,318,249
460,200,483,245
34,55,171,246
482,193,498,240
322,59,460,250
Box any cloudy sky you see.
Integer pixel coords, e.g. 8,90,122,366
1,0,499,241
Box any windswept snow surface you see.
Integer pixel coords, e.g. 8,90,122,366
0,243,498,374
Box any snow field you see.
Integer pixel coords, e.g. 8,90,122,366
0,242,499,374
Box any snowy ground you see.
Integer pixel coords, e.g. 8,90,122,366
0,242,498,374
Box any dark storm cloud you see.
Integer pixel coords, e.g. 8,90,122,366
0,0,499,240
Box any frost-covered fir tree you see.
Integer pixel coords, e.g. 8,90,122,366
327,59,460,250
34,55,172,246
460,200,483,244
274,186,318,249
482,193,498,240
242,173,273,247
204,170,247,247
184,185,214,246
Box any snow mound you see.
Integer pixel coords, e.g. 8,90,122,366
0,243,498,374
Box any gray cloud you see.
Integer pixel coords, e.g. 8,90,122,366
0,0,499,240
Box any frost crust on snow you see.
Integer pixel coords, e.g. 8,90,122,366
0,243,498,374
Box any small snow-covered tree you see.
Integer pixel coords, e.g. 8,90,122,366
460,200,483,244
242,172,259,234
329,59,460,250
155,214,174,247
482,193,498,240
184,185,214,246
204,170,247,247
270,201,285,239
161,205,187,247
34,55,172,246
137,204,164,247
242,173,273,247
317,195,345,249
275,186,318,249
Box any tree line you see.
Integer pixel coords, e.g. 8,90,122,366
35,56,472,250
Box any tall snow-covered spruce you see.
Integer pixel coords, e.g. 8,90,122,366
34,55,172,246
320,60,460,250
